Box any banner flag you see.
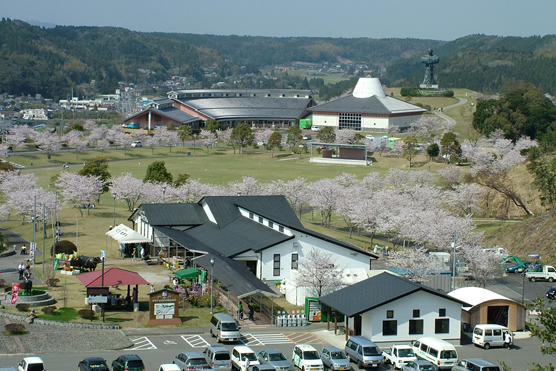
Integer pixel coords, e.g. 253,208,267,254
11,283,20,305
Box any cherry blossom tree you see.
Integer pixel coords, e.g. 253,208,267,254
166,130,180,153
459,245,500,288
218,129,236,153
88,125,108,149
437,166,463,190
410,115,443,142
335,129,357,144
446,183,484,217
309,178,343,227
110,173,146,211
168,179,208,203
32,130,61,158
0,144,8,158
55,172,105,217
388,247,444,283
63,130,89,160
114,130,134,154
200,129,217,154
295,248,344,297
262,177,312,218
6,125,33,153
255,129,274,149
228,176,261,195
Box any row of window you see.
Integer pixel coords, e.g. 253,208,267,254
273,253,298,276
339,113,362,130
249,212,285,233
383,308,449,336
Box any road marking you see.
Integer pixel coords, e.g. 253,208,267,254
241,333,292,346
126,336,157,350
181,334,211,347
284,332,327,344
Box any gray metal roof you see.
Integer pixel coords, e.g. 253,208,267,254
137,204,208,226
319,272,469,317
175,97,314,121
309,95,426,115
126,106,201,125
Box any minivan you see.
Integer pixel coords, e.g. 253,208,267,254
210,313,241,342
203,345,232,370
411,337,458,370
292,344,323,371
344,336,383,368
452,358,500,371
472,324,512,349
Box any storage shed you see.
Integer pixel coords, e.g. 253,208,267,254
448,287,526,332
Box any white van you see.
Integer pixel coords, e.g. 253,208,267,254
209,313,241,343
411,337,458,370
472,324,512,349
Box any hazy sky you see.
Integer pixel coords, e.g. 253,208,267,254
2,0,554,41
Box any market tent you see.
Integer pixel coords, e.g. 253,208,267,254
174,268,200,280
77,267,150,287
106,224,151,244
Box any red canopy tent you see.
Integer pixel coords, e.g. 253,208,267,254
77,267,150,309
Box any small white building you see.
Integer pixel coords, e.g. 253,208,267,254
320,272,469,344
309,77,426,132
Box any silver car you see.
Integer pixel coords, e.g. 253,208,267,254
257,349,293,371
174,352,211,371
402,360,438,371
320,347,350,371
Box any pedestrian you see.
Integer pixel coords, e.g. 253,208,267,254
173,277,180,290
140,246,145,260
504,331,513,350
373,244,379,254
248,303,254,321
119,243,125,259
243,355,250,371
20,245,27,255
132,247,137,261
132,287,138,304
18,261,25,280
28,309,36,324
25,260,31,271
238,301,244,320
150,283,155,293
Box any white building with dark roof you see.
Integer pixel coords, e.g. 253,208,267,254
309,77,426,132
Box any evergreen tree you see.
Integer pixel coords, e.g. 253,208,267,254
144,161,173,184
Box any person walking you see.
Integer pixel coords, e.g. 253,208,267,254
504,331,513,350
28,309,36,324
132,247,137,261
238,301,244,320
18,261,25,280
150,283,155,293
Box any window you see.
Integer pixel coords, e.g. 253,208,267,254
386,310,394,319
435,318,450,334
249,212,254,219
485,330,492,336
279,225,284,232
268,221,274,228
413,309,420,318
259,216,264,223
439,308,446,317
493,329,502,336
409,319,423,335
291,254,298,269
382,320,397,336
273,254,280,276
339,113,362,131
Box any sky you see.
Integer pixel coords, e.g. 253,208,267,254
2,0,555,41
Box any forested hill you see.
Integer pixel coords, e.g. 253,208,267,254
3,17,556,99
388,34,556,94
0,19,220,99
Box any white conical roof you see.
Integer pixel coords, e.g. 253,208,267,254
353,77,386,98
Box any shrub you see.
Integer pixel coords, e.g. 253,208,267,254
189,293,211,307
15,303,30,312
5,323,26,335
41,306,57,315
78,309,95,320
46,278,60,287
50,240,77,256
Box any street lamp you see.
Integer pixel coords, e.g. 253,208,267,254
112,192,116,228
162,186,167,203
210,257,215,314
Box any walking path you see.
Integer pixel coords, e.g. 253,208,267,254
434,97,468,127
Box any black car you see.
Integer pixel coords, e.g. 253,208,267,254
79,357,110,371
112,355,144,371
547,285,556,299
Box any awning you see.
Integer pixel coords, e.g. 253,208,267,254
194,254,278,299
106,224,151,244
77,267,150,287
174,268,200,280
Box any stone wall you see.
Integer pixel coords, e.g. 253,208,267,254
0,311,120,329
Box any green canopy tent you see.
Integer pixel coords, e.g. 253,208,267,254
174,268,200,280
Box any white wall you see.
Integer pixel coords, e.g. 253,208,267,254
387,114,423,129
361,116,389,130
361,290,461,343
312,113,339,129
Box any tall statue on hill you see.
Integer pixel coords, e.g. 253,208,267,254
420,49,439,87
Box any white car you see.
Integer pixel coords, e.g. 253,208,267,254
131,140,142,147
292,345,323,371
232,346,260,371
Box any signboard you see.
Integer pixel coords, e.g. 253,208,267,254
101,250,106,260
305,297,322,322
30,242,36,259
88,296,108,304
87,286,110,296
11,283,20,305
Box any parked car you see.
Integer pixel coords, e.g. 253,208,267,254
78,357,109,371
210,313,241,343
292,344,323,371
249,366,276,371
302,134,312,140
526,265,556,282
547,285,556,299
174,352,211,371
112,355,145,371
320,346,350,371
257,349,293,371
344,336,383,368
204,345,232,370
131,140,142,147
17,357,45,371
472,324,512,349
382,345,417,369
231,346,260,371
401,360,438,371
160,365,182,371
505,261,532,273
452,359,500,371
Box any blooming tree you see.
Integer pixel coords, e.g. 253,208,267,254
110,173,146,211
55,172,105,217
310,178,343,227
166,130,180,152
410,115,443,141
446,183,484,217
437,166,463,190
388,247,444,283
335,129,357,144
459,245,500,288
63,130,89,160
295,248,344,297
200,129,217,154
255,129,274,148
228,176,261,196
0,144,8,158
32,130,61,158
6,125,33,153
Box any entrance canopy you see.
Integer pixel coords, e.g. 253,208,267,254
174,268,200,280
106,224,151,244
77,267,150,287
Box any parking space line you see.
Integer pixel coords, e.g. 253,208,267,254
283,332,327,344
126,336,158,350
242,333,293,346
181,334,211,347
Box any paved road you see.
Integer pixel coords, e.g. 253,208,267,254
434,97,468,128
